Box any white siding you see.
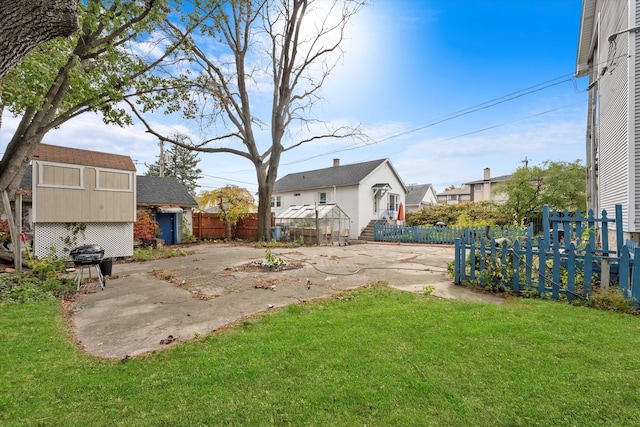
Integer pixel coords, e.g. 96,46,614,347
634,1,640,229
594,0,632,229
357,161,406,235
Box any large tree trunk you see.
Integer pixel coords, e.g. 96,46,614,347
0,111,44,202
0,0,78,80
256,167,272,242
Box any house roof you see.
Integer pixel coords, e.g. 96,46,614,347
575,0,596,77
406,184,434,206
464,174,510,185
33,144,136,171
437,186,470,196
136,176,198,207
274,159,406,192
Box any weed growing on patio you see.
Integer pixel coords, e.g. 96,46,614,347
255,249,288,267
132,246,193,261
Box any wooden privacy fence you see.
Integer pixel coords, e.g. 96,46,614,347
374,224,532,244
192,212,274,240
454,205,640,301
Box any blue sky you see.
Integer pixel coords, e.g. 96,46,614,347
1,0,587,195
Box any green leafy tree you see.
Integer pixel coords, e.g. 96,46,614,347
130,0,367,241
0,0,192,256
198,185,256,241
145,138,203,196
0,0,190,203
496,160,586,222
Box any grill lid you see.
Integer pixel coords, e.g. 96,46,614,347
70,245,104,256
70,245,104,265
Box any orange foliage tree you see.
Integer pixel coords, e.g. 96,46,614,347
134,210,159,241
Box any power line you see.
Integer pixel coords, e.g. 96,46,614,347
374,78,574,144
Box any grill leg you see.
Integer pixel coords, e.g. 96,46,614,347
76,266,84,291
75,264,105,291
94,264,105,290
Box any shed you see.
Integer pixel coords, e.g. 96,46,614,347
275,204,350,245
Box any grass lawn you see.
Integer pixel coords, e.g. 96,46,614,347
2,285,640,426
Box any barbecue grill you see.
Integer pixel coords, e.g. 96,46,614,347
71,245,106,290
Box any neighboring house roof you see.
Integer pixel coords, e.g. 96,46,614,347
406,184,434,206
437,186,470,196
464,174,510,185
274,159,406,192
19,165,32,192
136,176,198,207
33,143,136,171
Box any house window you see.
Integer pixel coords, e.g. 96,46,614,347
270,196,281,208
388,194,399,211
294,193,301,197
319,192,327,204
448,195,458,201
475,184,483,192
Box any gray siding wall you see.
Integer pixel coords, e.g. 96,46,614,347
634,1,640,228
596,0,631,228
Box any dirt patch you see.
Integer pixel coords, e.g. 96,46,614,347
225,261,304,273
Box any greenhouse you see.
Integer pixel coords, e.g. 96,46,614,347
274,204,351,245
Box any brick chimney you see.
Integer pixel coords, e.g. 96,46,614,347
484,167,490,181
333,158,340,167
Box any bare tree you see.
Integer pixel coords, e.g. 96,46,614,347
131,0,368,240
0,0,78,80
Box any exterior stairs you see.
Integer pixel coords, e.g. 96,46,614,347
358,220,377,242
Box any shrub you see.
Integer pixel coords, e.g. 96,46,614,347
406,201,510,227
0,250,74,304
134,210,159,241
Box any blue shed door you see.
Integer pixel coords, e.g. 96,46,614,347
156,213,176,245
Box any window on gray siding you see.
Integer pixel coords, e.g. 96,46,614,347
270,196,281,207
319,192,327,204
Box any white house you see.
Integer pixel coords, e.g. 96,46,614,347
405,184,438,213
272,158,407,239
576,0,640,241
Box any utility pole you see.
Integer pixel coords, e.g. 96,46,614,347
159,140,165,177
521,156,530,168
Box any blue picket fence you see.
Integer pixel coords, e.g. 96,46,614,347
374,224,532,244
454,205,640,300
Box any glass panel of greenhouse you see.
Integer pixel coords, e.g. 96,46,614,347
275,204,350,245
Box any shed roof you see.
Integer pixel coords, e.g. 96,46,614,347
33,144,136,171
274,159,403,192
136,176,198,207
